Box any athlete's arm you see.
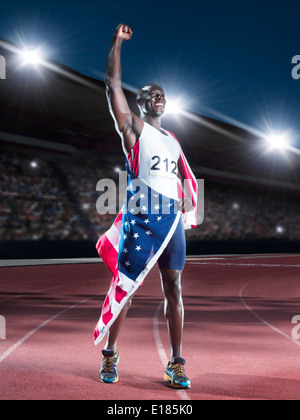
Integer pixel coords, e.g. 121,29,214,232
105,24,143,154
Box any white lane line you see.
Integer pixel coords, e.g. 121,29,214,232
173,321,263,325
0,258,101,267
0,294,100,364
190,262,300,268
187,254,300,260
153,302,191,401
239,280,300,347
0,280,100,304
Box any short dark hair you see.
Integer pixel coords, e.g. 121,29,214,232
136,84,164,103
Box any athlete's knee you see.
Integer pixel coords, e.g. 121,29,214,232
119,297,133,316
161,270,182,306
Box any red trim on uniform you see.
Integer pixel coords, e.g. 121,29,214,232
127,140,140,176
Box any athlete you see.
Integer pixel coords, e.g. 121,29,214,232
99,24,195,389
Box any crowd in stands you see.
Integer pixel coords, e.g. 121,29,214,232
60,161,117,238
0,151,88,240
1,148,299,242
186,183,300,241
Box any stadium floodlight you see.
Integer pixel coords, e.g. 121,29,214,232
30,161,38,168
19,48,43,67
165,98,183,116
276,226,285,234
265,132,290,152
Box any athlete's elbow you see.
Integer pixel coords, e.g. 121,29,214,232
105,76,121,92
105,81,113,99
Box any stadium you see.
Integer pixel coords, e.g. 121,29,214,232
1,32,300,402
1,39,300,258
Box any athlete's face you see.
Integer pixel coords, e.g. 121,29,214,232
139,85,166,117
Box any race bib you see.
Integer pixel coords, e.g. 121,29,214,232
150,154,178,179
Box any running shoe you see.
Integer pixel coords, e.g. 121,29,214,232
164,357,191,389
99,349,119,384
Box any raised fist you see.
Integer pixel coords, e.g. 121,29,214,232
115,24,133,41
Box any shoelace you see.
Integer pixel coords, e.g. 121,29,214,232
102,357,115,372
173,363,185,377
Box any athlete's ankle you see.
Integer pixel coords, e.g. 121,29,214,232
170,352,182,364
105,345,117,353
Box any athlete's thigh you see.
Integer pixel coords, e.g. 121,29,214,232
157,218,186,271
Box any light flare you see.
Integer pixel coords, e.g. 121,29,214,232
19,47,43,67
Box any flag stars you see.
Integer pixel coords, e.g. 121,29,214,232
141,206,147,212
146,230,152,236
139,194,146,199
144,219,150,224
157,216,162,221
123,248,128,254
135,245,142,251
125,261,131,267
154,204,160,211
133,233,139,239
130,219,136,226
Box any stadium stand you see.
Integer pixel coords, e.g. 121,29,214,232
0,38,299,257
1,147,300,244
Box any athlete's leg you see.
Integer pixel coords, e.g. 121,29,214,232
104,297,133,352
160,269,184,362
100,296,133,384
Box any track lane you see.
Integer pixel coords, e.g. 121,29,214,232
1,256,300,400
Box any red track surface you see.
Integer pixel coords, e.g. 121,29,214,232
1,255,300,400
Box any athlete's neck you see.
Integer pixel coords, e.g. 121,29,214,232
143,115,162,130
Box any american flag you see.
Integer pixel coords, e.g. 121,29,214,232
94,135,198,345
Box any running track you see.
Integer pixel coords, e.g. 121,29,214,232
0,254,300,400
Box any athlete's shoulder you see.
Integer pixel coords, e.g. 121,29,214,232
165,130,181,146
164,129,177,139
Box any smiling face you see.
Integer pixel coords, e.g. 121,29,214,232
137,84,166,118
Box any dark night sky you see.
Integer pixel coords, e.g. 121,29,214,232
0,0,299,146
